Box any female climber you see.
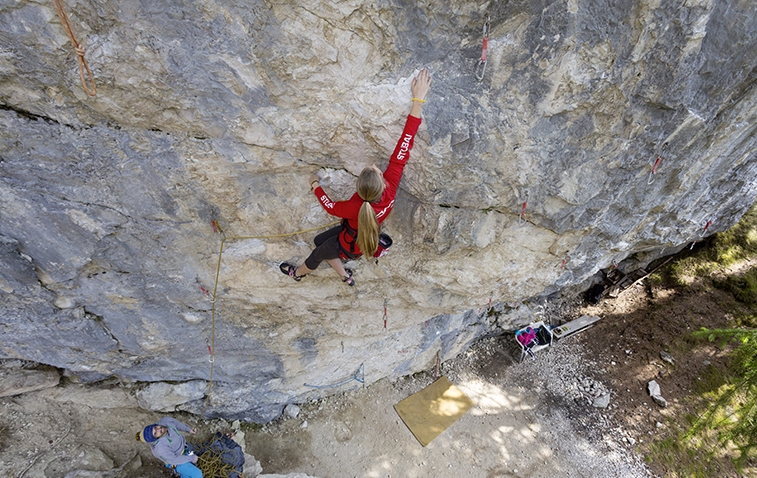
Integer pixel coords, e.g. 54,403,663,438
280,68,432,286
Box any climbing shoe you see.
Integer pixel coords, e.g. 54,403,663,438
280,262,304,282
342,268,355,286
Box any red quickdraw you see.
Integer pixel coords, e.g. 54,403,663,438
518,190,529,225
690,219,714,250
383,299,388,329
647,156,663,185
474,14,490,81
479,295,493,315
206,339,214,363
211,219,223,234
199,285,210,297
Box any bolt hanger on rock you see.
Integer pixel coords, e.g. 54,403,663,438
475,14,490,81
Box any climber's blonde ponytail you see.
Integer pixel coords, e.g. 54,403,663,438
356,167,385,257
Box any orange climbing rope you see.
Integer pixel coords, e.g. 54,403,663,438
52,0,97,96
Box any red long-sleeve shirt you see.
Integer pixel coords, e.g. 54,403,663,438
314,114,422,256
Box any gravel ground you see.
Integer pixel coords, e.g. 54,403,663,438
248,313,655,478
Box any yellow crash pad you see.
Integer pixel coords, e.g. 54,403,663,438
393,376,474,446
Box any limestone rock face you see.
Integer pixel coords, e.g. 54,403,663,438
0,368,60,397
1,0,756,421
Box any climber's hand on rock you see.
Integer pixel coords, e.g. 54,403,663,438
309,173,320,185
411,68,432,101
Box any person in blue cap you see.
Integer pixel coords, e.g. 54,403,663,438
136,417,202,478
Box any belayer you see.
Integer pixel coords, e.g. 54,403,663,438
280,68,432,286
136,417,202,478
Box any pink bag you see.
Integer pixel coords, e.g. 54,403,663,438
517,327,536,347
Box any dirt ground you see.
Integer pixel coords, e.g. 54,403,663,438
0,253,748,478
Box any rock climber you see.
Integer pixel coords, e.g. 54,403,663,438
280,68,432,286
136,416,202,478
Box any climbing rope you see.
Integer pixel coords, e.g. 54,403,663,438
52,0,97,96
196,448,238,478
474,14,490,81
382,298,388,329
201,220,339,416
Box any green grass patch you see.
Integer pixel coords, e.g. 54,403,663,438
709,206,757,266
644,202,757,475
714,268,757,304
685,328,757,473
647,423,732,478
664,203,757,288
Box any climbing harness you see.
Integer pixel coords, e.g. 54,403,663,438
201,219,340,416
304,363,365,389
518,190,529,225
52,0,97,96
647,156,663,185
474,14,490,81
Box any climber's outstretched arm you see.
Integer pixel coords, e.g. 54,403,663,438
410,68,432,118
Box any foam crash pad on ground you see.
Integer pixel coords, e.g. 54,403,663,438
393,376,474,446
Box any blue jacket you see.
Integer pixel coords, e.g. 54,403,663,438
150,417,193,465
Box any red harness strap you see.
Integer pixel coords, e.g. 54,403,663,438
338,220,360,259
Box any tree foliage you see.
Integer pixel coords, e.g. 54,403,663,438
691,327,757,470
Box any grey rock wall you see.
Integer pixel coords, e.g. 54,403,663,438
1,0,756,421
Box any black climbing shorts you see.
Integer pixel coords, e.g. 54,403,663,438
304,226,342,270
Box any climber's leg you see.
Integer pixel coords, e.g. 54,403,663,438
313,226,341,247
